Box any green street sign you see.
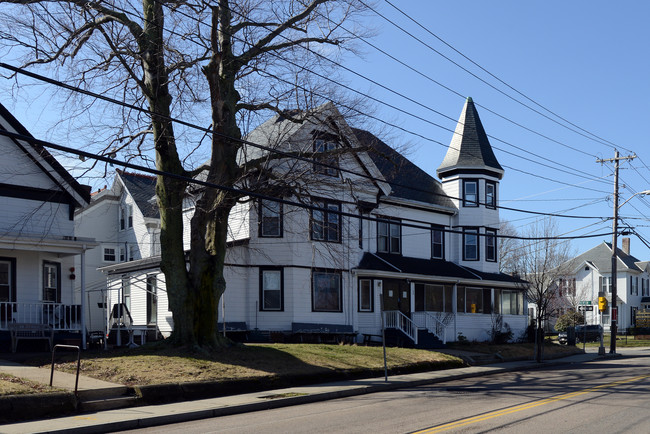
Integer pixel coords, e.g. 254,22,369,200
579,301,592,305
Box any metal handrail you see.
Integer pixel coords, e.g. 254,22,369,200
383,310,418,345
50,344,81,394
422,311,448,344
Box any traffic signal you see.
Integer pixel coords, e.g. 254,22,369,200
598,296,608,312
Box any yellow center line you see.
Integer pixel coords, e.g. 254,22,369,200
414,374,650,434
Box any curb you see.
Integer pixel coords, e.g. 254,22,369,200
14,354,601,434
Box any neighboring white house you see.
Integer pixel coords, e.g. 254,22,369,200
547,238,650,332
74,170,169,340
92,98,528,346
0,102,95,350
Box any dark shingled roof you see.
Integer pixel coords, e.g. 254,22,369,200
356,252,526,284
437,97,503,179
353,128,455,209
117,170,159,219
565,242,642,273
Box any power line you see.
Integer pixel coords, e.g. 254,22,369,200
0,128,615,242
0,62,612,217
382,0,631,154
365,0,631,154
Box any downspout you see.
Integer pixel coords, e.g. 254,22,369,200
81,246,87,350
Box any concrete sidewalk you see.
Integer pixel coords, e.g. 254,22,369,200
0,351,604,434
0,358,123,392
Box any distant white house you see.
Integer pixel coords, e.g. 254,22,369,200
545,239,650,332
0,102,95,350
90,99,528,346
74,170,169,341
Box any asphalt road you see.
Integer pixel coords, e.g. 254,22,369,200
125,349,650,434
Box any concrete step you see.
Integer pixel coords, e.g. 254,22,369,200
77,386,131,402
78,395,138,412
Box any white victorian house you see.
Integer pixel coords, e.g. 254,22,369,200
84,98,528,347
0,102,96,350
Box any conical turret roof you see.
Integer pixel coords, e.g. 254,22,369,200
437,97,504,179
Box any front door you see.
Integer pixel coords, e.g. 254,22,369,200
382,279,410,316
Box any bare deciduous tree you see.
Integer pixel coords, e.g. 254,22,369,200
512,218,573,362
0,0,372,348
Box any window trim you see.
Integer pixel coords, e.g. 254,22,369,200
42,261,61,303
485,181,497,209
259,267,284,312
312,269,343,312
313,138,339,177
358,278,373,312
463,227,480,261
259,199,283,238
463,179,479,207
103,246,117,262
485,228,497,262
431,225,445,259
0,257,17,305
377,218,401,254
310,199,342,243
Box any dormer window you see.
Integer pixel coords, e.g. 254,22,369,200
463,180,478,207
313,139,338,176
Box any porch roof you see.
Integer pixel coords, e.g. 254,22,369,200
0,232,97,255
355,252,526,286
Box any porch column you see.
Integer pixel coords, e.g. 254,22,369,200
453,282,458,340
81,247,87,350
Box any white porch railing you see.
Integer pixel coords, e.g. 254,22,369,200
383,310,418,345
0,302,82,331
412,311,448,344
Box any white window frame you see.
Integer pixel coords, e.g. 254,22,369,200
463,179,478,207
378,219,401,254
103,247,116,262
358,279,373,312
463,228,479,261
485,181,496,209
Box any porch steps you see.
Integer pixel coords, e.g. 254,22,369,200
77,386,137,413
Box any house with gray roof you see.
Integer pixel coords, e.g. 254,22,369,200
91,99,527,346
552,238,650,332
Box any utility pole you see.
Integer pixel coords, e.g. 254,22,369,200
597,150,636,354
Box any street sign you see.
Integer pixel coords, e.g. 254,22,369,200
579,301,592,305
578,305,594,312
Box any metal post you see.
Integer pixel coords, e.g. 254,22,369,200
379,288,387,382
80,247,87,350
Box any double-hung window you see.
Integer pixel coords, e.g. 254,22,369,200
631,276,639,296
103,247,116,262
311,199,341,242
312,270,342,312
485,229,497,262
485,181,496,209
260,199,282,237
463,180,478,207
463,227,479,261
358,279,373,312
600,276,612,294
119,203,133,230
431,226,444,259
313,139,338,176
260,268,283,311
378,219,401,254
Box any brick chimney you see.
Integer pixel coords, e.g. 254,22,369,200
622,237,630,255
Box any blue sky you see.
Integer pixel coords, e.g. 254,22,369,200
2,1,650,260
